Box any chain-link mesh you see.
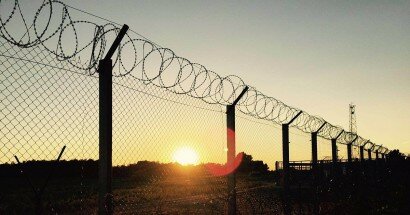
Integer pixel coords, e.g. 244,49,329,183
0,33,99,213
338,144,348,160
0,37,370,212
318,137,332,161
0,0,392,214
111,76,229,213
352,145,360,160
289,128,312,162
236,112,282,214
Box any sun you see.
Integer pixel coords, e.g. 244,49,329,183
172,147,199,165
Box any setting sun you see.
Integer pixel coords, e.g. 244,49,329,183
172,147,200,165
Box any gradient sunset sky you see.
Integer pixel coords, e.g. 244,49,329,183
68,0,409,154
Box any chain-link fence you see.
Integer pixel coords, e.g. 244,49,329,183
0,28,99,213
0,0,393,214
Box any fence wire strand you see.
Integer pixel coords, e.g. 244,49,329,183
0,0,391,214
0,0,383,149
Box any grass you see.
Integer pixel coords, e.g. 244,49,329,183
0,170,281,214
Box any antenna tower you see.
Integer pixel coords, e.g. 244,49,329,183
349,103,357,134
349,103,358,158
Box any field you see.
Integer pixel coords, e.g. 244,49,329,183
0,163,283,214
2,159,409,214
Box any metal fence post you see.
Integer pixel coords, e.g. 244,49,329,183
331,131,343,177
347,135,358,163
311,132,319,215
347,144,352,163
311,123,326,169
98,25,128,215
367,149,372,160
226,104,236,215
311,132,318,170
226,87,248,215
331,131,344,164
331,139,338,163
311,122,325,215
282,124,290,215
99,59,113,215
360,146,364,162
282,111,302,215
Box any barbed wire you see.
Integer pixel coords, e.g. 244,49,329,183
0,0,387,152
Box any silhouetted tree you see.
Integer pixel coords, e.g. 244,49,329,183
387,149,405,161
237,153,269,174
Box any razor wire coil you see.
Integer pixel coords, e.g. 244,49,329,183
0,0,386,151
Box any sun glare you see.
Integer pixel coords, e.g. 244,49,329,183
172,147,199,165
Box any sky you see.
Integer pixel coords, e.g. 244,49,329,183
67,0,410,154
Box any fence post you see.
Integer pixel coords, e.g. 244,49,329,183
98,25,128,215
99,58,113,215
226,104,236,215
331,131,343,177
361,140,371,163
311,122,326,168
311,132,318,170
367,149,372,160
226,87,248,215
375,150,379,159
347,135,358,163
331,139,338,163
347,144,352,162
311,122,326,215
282,111,302,215
331,131,343,164
282,124,291,215
311,122,326,171
360,146,364,162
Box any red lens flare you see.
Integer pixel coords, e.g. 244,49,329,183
205,152,244,177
